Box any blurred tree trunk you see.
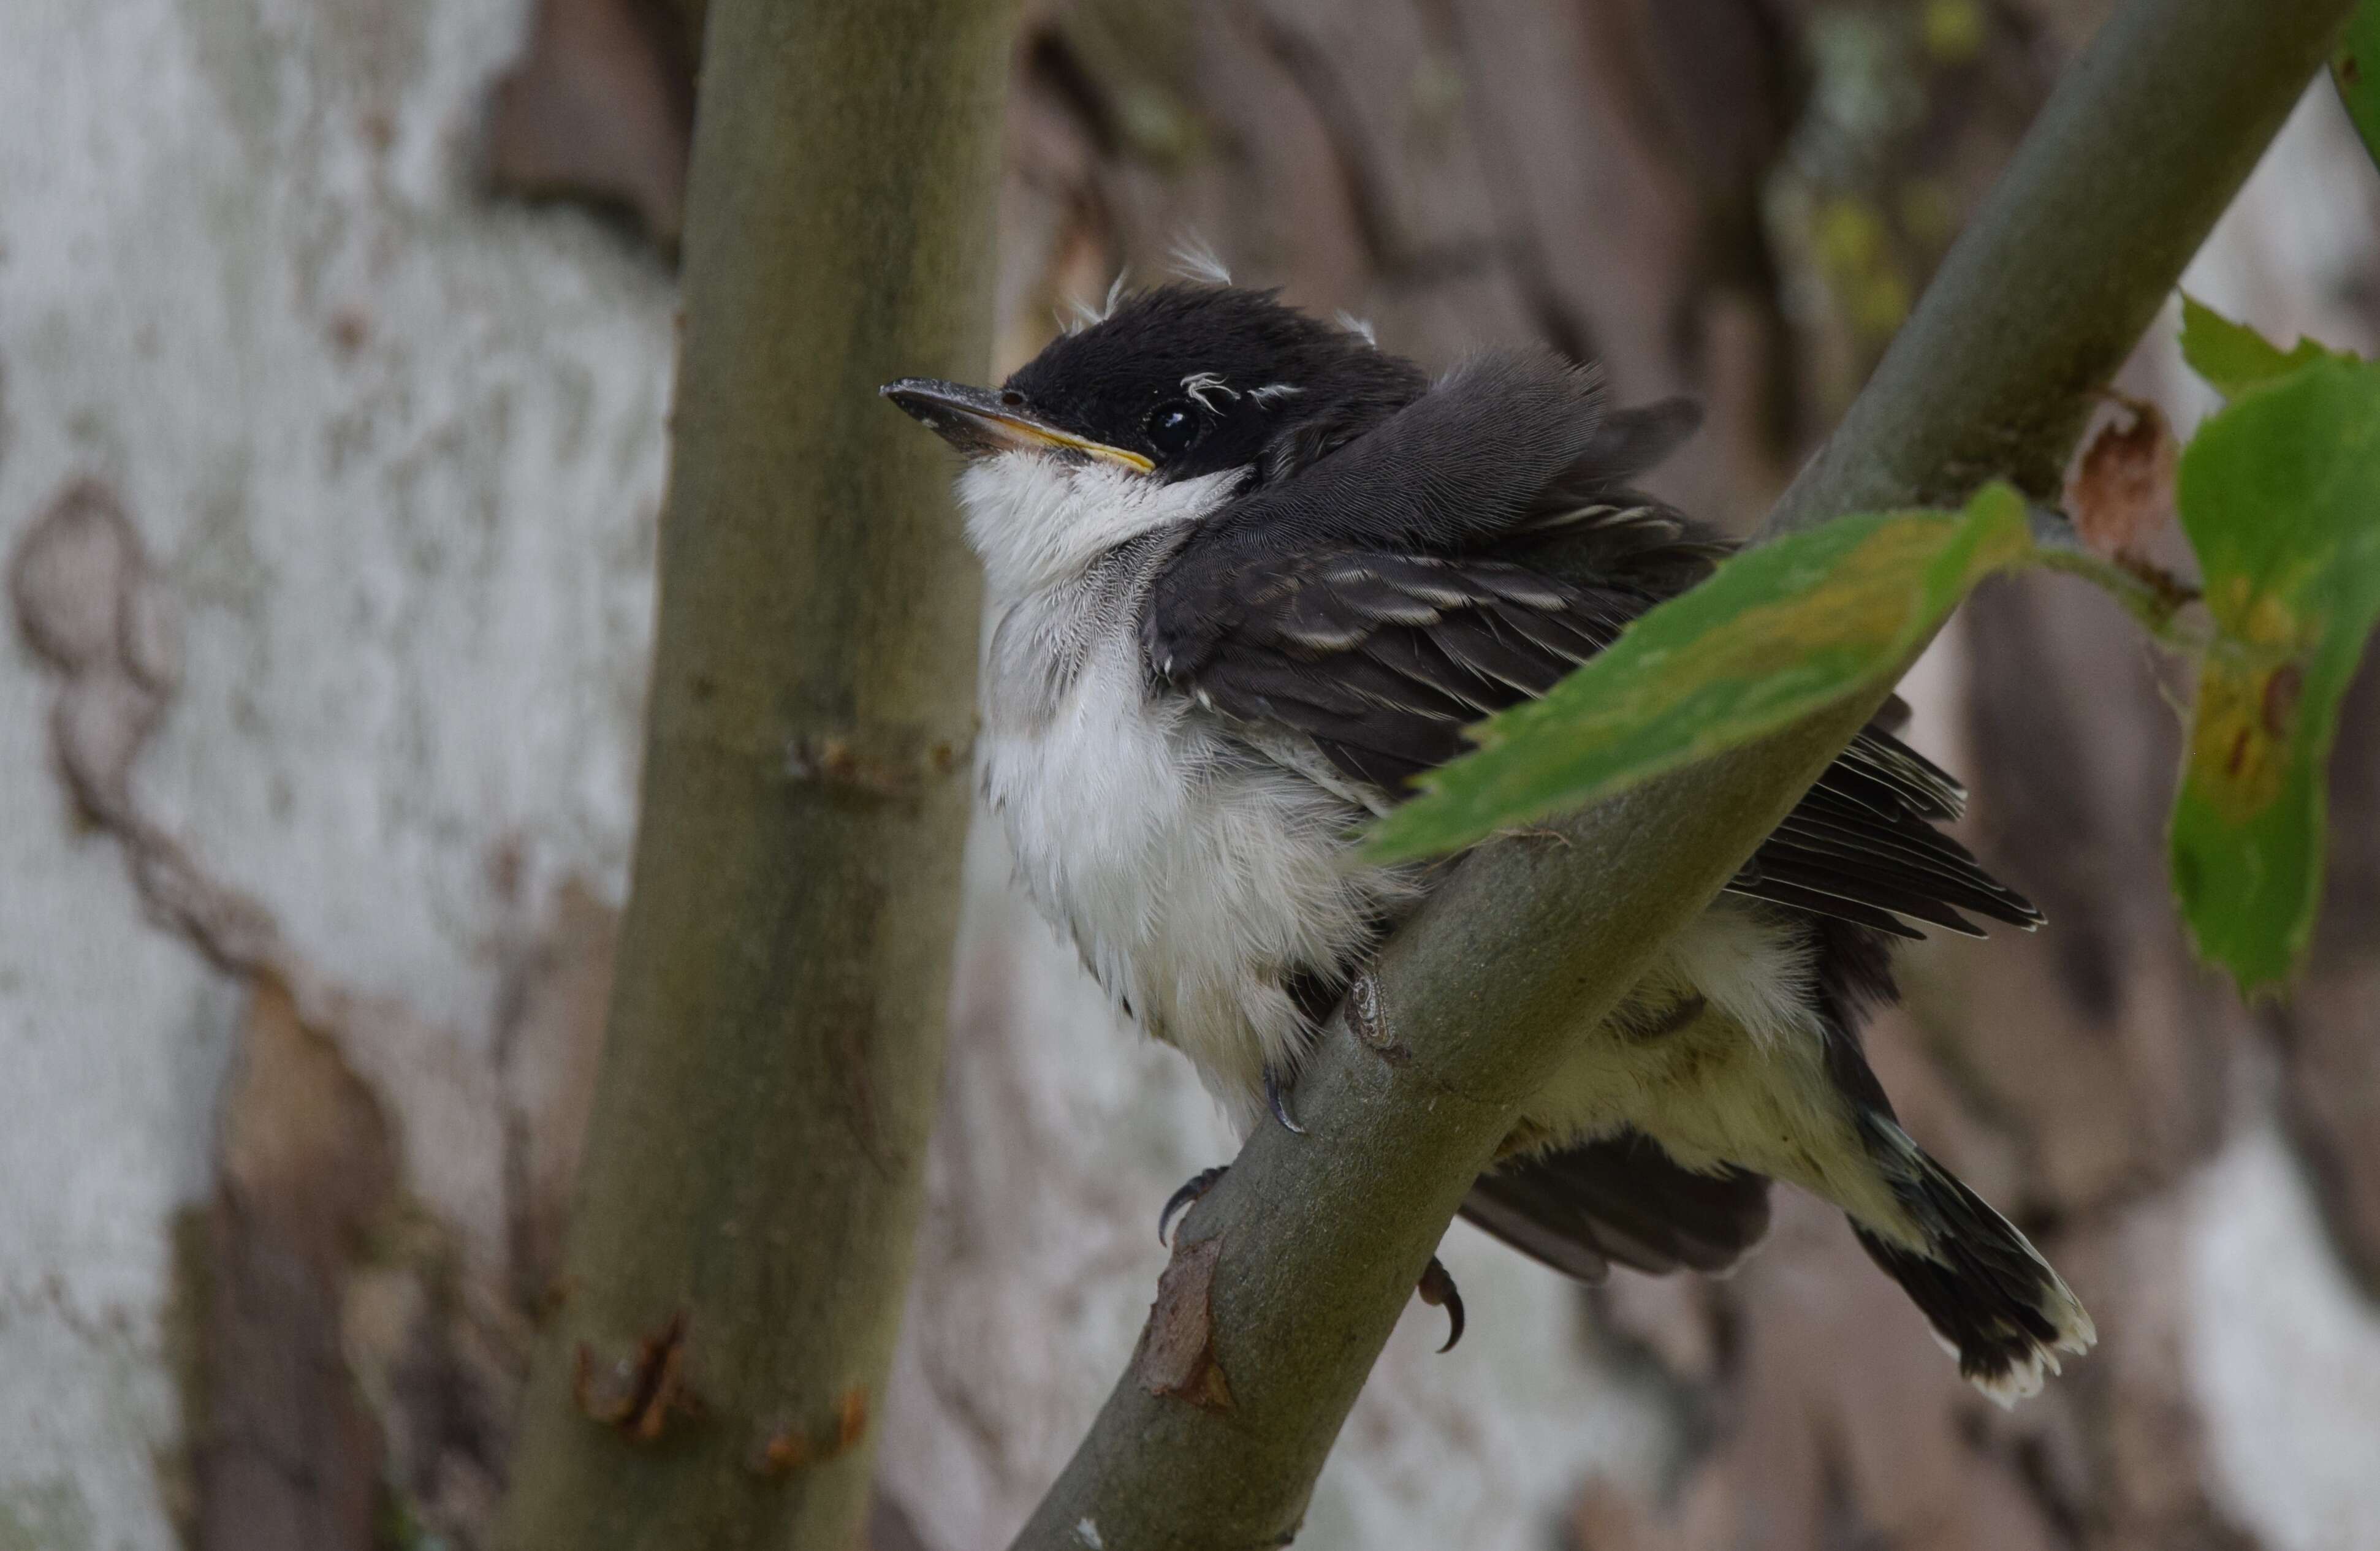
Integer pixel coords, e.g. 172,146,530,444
492,2,1013,1548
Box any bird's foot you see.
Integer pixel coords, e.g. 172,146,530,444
1263,1064,1307,1136
1417,1256,1466,1352
1158,1165,1230,1246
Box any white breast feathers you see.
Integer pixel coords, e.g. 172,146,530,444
960,451,1415,1128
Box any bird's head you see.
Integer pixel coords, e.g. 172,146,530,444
883,284,1422,594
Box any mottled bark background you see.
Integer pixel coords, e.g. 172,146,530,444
3,2,2378,1549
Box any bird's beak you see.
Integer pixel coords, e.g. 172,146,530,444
879,377,1155,474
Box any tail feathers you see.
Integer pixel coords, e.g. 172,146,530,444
1855,1139,2096,1406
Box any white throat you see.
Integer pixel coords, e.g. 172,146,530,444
956,454,1241,598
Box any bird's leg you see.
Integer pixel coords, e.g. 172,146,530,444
1417,1256,1466,1352
1158,1165,1230,1245
1263,1063,1307,1136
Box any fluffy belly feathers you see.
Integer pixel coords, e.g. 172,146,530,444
981,628,1881,1225
981,638,1399,1125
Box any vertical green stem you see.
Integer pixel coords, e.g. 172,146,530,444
494,3,1014,1547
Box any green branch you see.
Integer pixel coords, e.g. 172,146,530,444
1008,1,2353,1547
2031,531,2211,656
493,3,1014,1548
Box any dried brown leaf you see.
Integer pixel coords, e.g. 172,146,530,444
2067,393,2180,560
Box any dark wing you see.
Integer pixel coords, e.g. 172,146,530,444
1460,1131,1772,1280
1150,545,1632,791
1735,738,2042,939
1143,507,2042,937
1142,347,2037,934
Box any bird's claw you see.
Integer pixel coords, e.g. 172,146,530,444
1158,1165,1230,1246
1417,1255,1465,1353
1263,1065,1306,1136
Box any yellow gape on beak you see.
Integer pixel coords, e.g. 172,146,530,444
880,377,1155,473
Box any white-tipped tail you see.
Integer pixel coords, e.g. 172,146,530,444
1854,1134,2097,1403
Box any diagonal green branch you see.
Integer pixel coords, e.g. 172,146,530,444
1009,1,2353,1546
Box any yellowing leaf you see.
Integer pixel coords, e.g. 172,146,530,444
1366,485,2034,864
2170,356,2380,991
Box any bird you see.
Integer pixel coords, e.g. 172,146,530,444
881,278,2095,1403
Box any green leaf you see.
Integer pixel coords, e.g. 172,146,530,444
2169,356,2380,992
1366,484,2035,864
2180,294,2343,400
2333,2,2380,177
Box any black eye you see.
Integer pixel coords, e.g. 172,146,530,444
1144,400,1201,459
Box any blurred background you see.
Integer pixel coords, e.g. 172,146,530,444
5,1,2380,1548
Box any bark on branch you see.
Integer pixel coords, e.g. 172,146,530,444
492,2,1013,1547
1010,2,2354,1547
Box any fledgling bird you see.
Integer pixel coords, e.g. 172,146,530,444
883,281,2095,1403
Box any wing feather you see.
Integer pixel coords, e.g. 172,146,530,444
1144,521,2038,941
1462,1131,1773,1280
